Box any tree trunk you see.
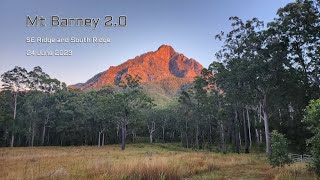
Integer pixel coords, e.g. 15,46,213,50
243,109,249,153
47,130,50,145
262,94,271,156
149,133,153,143
254,111,260,145
116,123,120,143
98,132,101,146
246,108,252,148
132,131,136,143
121,123,127,150
41,114,50,146
209,124,212,145
239,132,242,147
234,109,240,154
185,119,189,148
162,126,165,141
220,122,226,153
195,120,199,149
41,123,46,146
258,104,263,146
102,133,105,146
17,136,21,146
148,121,155,143
3,128,8,146
31,125,35,147
98,129,104,147
10,92,18,147
255,128,259,144
171,131,175,141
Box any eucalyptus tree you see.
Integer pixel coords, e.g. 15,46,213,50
1,66,29,147
0,91,14,146
52,89,86,145
178,90,193,148
28,66,66,146
157,107,175,142
111,74,154,150
267,0,320,150
145,109,157,143
271,0,320,97
23,91,45,146
213,17,268,154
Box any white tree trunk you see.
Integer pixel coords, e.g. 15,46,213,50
246,107,252,148
255,128,259,144
261,94,271,156
148,121,155,143
121,120,127,150
149,134,153,143
98,132,101,147
98,129,105,147
220,122,226,153
41,123,46,146
102,133,105,146
10,92,18,147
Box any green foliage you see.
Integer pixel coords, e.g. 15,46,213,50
303,99,320,134
309,133,320,176
304,99,320,176
269,130,291,167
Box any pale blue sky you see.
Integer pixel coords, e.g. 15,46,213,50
0,0,293,85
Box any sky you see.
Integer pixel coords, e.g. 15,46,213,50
0,0,293,85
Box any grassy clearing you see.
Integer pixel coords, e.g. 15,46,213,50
0,143,316,180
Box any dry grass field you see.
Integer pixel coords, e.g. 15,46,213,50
0,144,316,180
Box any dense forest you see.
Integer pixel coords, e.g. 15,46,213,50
0,0,320,175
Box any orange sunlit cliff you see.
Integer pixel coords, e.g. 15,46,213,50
70,45,203,100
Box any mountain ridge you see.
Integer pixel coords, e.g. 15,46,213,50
70,45,203,103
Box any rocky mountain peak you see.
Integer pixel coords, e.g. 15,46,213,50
72,45,203,95
155,45,176,59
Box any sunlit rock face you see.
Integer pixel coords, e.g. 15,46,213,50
70,45,203,100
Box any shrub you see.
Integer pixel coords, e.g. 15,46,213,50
269,130,291,167
309,133,320,176
303,99,320,177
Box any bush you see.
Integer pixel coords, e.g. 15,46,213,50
309,133,320,176
303,99,320,133
269,130,291,167
303,99,320,177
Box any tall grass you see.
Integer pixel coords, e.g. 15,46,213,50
0,144,316,179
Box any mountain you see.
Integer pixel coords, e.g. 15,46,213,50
72,45,203,104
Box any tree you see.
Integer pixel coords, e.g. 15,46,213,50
267,0,320,152
303,99,320,134
1,66,29,147
0,91,14,146
272,0,320,96
28,66,65,146
157,108,174,142
309,133,320,176
146,110,156,143
112,74,154,150
269,130,291,167
23,92,46,146
213,17,274,155
303,99,320,176
28,66,66,93
178,91,193,148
